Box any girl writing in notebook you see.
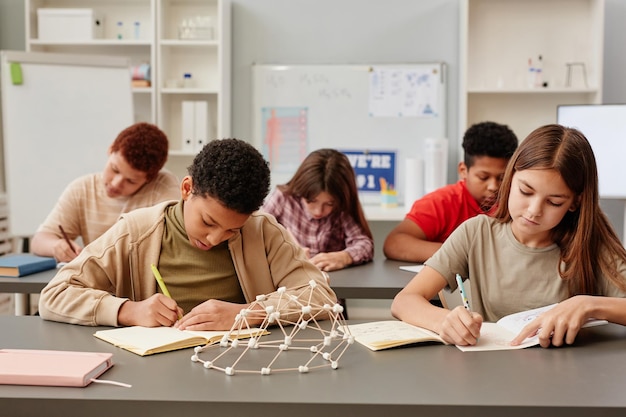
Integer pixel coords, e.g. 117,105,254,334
262,148,373,272
391,124,626,348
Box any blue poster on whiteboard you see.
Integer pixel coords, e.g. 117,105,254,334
341,149,396,193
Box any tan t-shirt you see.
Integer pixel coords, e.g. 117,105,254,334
37,170,180,245
426,215,626,322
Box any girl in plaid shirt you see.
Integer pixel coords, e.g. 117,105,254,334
262,149,373,272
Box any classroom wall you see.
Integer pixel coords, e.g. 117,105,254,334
230,0,462,184
2,0,626,239
600,0,626,239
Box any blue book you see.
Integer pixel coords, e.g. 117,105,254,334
0,254,57,277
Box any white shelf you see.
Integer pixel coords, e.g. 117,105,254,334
168,150,197,157
132,87,153,94
159,39,218,46
161,88,219,94
29,39,152,46
459,0,604,141
26,0,231,181
468,87,600,94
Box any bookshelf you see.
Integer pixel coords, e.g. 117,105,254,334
459,0,604,141
24,0,231,179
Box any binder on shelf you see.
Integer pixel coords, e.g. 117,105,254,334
194,100,208,151
181,101,195,153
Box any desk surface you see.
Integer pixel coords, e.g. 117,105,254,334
2,316,626,417
0,267,57,293
329,257,416,299
0,258,416,300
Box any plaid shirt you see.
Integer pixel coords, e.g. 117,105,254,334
262,188,374,265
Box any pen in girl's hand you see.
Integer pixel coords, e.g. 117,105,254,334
455,273,471,312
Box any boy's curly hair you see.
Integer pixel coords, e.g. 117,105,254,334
462,121,518,168
188,138,270,214
110,122,169,181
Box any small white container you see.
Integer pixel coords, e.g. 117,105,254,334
37,9,104,41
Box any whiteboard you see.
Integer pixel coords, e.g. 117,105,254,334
252,64,447,203
1,51,133,237
557,104,626,199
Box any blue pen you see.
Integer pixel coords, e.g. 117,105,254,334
455,273,471,312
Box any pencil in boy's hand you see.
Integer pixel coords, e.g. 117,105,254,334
151,263,182,320
151,264,172,298
455,273,471,312
58,225,78,255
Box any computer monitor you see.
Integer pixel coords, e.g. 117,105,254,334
557,104,626,199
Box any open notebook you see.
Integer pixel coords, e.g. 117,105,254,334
342,303,608,352
94,326,269,356
0,349,113,387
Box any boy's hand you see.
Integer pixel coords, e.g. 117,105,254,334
118,294,182,327
53,239,82,263
175,299,261,331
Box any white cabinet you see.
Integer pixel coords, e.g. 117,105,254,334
156,0,231,178
459,0,604,141
25,0,230,179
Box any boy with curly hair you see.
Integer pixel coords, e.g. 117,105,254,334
383,121,518,263
39,139,337,330
31,122,179,262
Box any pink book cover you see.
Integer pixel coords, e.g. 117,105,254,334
0,349,113,387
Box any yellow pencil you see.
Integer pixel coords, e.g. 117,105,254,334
151,264,171,297
151,264,182,320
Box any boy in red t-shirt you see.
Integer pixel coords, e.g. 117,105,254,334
383,121,518,262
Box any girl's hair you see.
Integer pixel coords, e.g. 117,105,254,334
495,124,626,295
279,149,372,239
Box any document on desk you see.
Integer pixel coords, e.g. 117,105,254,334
457,304,608,352
342,304,608,352
399,264,424,273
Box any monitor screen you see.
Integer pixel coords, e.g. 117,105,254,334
557,104,626,199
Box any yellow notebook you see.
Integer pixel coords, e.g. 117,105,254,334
94,326,269,356
341,320,445,351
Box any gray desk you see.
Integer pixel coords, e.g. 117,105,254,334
2,316,626,417
0,268,57,315
0,258,416,316
0,268,56,294
328,257,416,299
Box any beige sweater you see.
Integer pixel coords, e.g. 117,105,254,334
39,201,337,326
37,170,180,245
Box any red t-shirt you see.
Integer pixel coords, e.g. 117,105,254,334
405,180,494,242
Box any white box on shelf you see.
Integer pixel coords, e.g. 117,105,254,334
37,9,104,41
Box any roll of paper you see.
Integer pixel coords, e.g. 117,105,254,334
404,157,424,207
423,138,448,195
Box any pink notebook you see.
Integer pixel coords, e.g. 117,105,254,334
0,349,113,387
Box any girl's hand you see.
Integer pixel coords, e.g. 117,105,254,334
436,306,483,346
310,251,352,272
511,296,592,348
